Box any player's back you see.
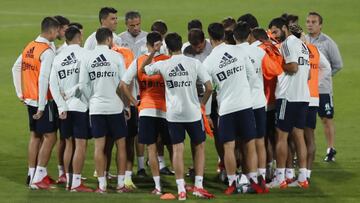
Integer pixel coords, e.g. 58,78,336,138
203,43,255,115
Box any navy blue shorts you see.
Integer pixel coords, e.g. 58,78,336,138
59,111,91,139
275,99,309,133
254,107,266,138
306,107,318,129
27,101,57,134
127,106,138,136
138,116,171,145
167,120,206,145
90,113,128,140
318,94,334,119
218,108,257,143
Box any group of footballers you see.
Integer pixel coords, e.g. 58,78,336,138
11,6,343,200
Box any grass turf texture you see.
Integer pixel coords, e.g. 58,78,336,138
0,0,360,202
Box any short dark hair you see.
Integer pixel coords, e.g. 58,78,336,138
151,20,168,36
281,13,299,25
54,15,70,26
95,27,113,44
308,11,323,24
41,17,60,32
146,31,162,47
233,22,251,42
99,7,117,24
224,30,236,45
125,11,141,22
208,23,224,41
187,19,202,31
68,22,83,30
188,28,205,46
65,26,81,42
237,13,259,29
222,17,236,30
165,32,182,52
251,28,269,41
268,17,288,29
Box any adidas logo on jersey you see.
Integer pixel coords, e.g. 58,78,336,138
25,47,35,58
61,52,77,66
168,63,188,77
91,54,110,68
219,52,237,68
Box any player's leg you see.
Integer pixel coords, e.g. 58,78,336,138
319,94,336,161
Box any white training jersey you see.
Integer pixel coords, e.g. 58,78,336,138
203,43,261,116
144,54,211,122
79,45,126,115
84,31,122,50
50,44,89,114
237,42,267,109
119,30,148,57
276,35,310,102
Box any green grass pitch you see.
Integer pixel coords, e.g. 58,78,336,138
0,0,360,202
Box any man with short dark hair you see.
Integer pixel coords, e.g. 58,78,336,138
84,7,122,50
50,26,92,192
305,11,343,162
141,32,214,200
237,13,259,29
12,16,60,189
79,28,128,193
54,15,70,54
151,20,169,55
203,23,264,195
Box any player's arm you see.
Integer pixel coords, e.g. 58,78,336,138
319,52,332,86
11,54,23,102
281,41,298,75
119,60,138,106
245,55,262,91
49,63,67,119
140,41,162,74
327,39,343,76
116,54,130,107
197,61,213,106
34,49,55,119
78,58,91,101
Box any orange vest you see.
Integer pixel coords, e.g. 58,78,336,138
306,44,320,98
259,41,284,106
21,41,52,101
137,54,170,112
112,46,135,69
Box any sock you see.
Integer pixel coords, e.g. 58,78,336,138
227,174,236,186
58,165,64,177
195,176,203,189
275,168,285,182
258,168,266,180
306,169,312,179
71,174,81,189
153,176,161,191
138,156,145,170
28,168,35,184
66,173,70,188
176,179,186,194
98,176,107,191
247,172,258,183
298,168,307,182
32,166,47,183
117,175,125,188
326,148,331,154
125,171,132,180
285,168,294,180
158,156,166,169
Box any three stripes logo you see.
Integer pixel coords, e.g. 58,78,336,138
25,46,35,58
61,52,77,66
91,54,110,68
168,63,189,77
219,52,237,68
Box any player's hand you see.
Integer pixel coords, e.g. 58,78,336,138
33,110,44,120
124,108,131,121
207,115,214,129
59,111,67,120
154,41,162,52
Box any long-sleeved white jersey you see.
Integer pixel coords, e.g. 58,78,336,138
203,43,261,116
79,45,126,115
50,44,89,114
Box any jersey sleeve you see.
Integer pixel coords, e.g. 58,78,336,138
318,52,332,87
11,54,23,99
326,39,343,75
38,49,55,111
122,59,137,85
49,63,68,114
144,61,163,75
196,60,211,83
79,57,91,100
245,55,261,92
281,40,298,64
